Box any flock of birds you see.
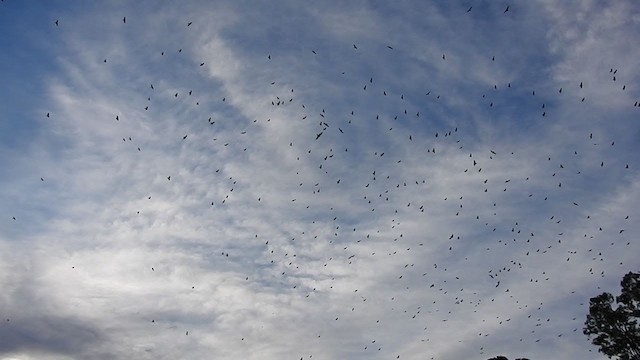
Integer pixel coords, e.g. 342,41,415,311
3,3,638,359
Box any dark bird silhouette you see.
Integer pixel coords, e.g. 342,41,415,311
187,22,193,26
316,132,323,140
467,6,472,12
504,5,509,13
123,17,126,23
55,20,59,26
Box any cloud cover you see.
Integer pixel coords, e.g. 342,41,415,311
0,1,639,359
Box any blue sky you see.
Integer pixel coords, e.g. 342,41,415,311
0,1,639,359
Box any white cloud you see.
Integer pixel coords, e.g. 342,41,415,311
0,1,638,360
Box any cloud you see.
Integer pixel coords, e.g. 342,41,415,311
0,1,638,359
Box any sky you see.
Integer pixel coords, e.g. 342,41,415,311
0,1,639,359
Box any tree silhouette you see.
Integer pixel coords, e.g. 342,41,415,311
487,356,530,360
584,271,640,360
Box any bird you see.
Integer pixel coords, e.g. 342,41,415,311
122,16,126,23
504,5,509,13
55,20,59,26
467,6,472,12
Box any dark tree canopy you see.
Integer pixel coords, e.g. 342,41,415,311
584,271,640,360
487,356,530,360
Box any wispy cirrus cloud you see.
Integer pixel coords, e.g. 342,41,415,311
0,1,638,360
